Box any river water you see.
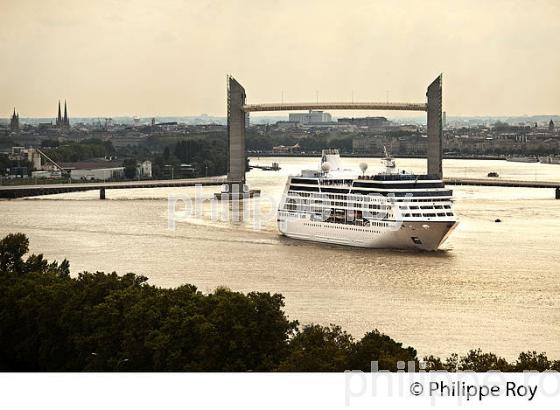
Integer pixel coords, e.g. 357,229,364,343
1,157,559,360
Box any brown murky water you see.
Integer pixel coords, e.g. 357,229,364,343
1,158,559,360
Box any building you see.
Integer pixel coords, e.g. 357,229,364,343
337,116,390,128
9,108,19,132
69,167,124,181
137,160,152,178
9,147,42,170
64,159,152,181
274,121,301,130
63,160,124,181
352,135,402,155
272,143,301,153
163,164,195,179
550,120,555,131
56,100,70,129
289,110,332,124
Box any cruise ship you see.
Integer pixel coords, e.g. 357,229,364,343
277,149,458,251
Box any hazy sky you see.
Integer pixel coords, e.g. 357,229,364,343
1,0,559,118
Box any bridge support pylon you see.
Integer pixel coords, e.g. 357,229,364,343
427,74,443,179
227,75,247,188
217,75,261,200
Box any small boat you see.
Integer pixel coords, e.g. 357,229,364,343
539,156,560,164
506,156,539,163
487,172,499,178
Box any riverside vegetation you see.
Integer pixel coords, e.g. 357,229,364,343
1,233,558,372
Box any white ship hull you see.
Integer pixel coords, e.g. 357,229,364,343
278,216,457,251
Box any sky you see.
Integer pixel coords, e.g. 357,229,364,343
1,0,559,118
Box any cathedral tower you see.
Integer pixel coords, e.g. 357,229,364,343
10,108,20,132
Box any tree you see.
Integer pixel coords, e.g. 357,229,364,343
349,330,417,371
458,349,512,372
0,233,29,273
515,351,551,372
123,159,137,179
278,324,353,371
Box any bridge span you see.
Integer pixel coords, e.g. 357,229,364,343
2,176,558,200
0,177,228,199
444,177,560,198
242,102,427,112
444,178,560,189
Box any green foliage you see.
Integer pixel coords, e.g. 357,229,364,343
41,139,60,148
515,351,552,372
0,233,296,371
1,233,558,372
150,135,228,178
0,233,29,272
458,349,512,371
123,159,137,179
422,350,559,372
0,233,69,277
42,139,114,163
278,324,354,371
350,330,417,371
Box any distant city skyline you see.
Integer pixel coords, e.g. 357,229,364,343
1,0,559,117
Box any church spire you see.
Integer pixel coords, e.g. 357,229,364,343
10,107,20,132
57,100,62,126
63,100,68,126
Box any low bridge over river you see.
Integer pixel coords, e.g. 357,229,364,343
444,178,560,198
1,176,559,199
0,177,228,199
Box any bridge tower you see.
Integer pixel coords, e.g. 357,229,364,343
227,75,247,186
426,74,443,178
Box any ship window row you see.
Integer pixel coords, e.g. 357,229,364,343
394,198,451,203
287,190,452,200
402,205,452,210
287,191,395,203
287,192,452,207
291,178,319,184
358,174,441,181
319,179,353,186
303,222,382,234
284,203,453,219
286,198,452,211
352,182,444,189
289,188,453,198
285,200,392,211
348,190,453,197
403,213,454,218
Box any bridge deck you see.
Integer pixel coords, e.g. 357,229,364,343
444,178,560,189
2,177,557,199
0,177,228,199
242,102,427,112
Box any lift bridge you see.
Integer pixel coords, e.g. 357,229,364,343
221,74,443,197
